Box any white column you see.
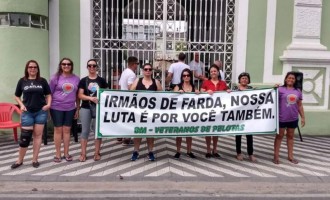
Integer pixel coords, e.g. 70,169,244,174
263,0,282,83
232,0,249,84
280,0,330,110
287,0,326,51
80,0,93,78
49,0,60,77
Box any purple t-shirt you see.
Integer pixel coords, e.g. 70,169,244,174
278,86,302,122
49,74,80,111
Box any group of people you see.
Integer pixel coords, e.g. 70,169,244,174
10,54,305,169
11,58,107,169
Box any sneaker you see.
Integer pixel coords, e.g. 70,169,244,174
174,152,181,159
131,151,139,161
187,152,196,159
148,152,155,161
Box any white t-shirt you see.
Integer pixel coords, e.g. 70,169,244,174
188,60,204,81
219,70,225,81
119,68,136,90
168,62,190,85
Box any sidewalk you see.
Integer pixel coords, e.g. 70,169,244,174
0,133,330,198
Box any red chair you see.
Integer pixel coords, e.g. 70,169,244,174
0,103,22,142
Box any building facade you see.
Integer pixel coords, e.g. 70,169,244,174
0,0,329,135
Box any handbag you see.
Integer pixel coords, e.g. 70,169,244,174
86,78,97,119
89,102,96,119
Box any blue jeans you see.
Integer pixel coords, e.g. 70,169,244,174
21,109,48,126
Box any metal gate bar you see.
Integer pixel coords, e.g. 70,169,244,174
93,0,235,89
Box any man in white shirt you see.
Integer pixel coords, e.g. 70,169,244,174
118,56,139,145
214,60,225,81
119,56,139,90
165,53,190,90
189,52,207,88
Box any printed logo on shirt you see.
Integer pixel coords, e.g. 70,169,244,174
286,94,297,106
62,82,74,94
88,82,99,95
24,82,42,90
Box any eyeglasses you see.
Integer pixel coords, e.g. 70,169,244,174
61,63,72,66
240,72,249,76
88,64,98,68
182,74,190,78
28,66,37,69
144,68,152,71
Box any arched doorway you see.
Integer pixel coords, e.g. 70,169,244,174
92,0,235,89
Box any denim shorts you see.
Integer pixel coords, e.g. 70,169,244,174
21,109,48,126
50,109,76,127
279,120,298,129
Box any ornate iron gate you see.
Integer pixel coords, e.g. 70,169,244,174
92,0,235,89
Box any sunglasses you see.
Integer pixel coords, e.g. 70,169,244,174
144,68,152,71
28,66,38,69
88,64,98,68
61,63,72,66
182,74,190,78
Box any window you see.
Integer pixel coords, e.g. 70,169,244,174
10,13,29,27
30,15,44,28
0,14,9,25
0,12,48,30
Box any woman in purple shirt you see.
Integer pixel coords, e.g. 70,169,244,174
274,72,305,164
49,58,80,162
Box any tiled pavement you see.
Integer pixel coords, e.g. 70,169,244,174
1,134,330,182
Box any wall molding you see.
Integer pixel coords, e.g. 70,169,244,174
49,0,59,77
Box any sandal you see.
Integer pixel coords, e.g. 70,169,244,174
32,161,40,168
212,151,221,158
78,154,87,162
288,158,298,164
249,155,257,162
236,154,244,161
205,153,212,158
53,156,62,163
63,155,73,162
94,153,101,161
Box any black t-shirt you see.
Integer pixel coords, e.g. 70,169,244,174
78,76,108,109
15,77,51,112
136,78,157,91
232,85,253,91
178,83,196,92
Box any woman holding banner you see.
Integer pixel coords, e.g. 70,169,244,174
130,63,162,161
232,72,257,162
201,64,229,158
173,68,199,159
78,59,108,162
273,72,305,164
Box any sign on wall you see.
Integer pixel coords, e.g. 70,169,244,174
95,88,278,138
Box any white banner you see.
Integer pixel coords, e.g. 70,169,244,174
95,88,278,138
